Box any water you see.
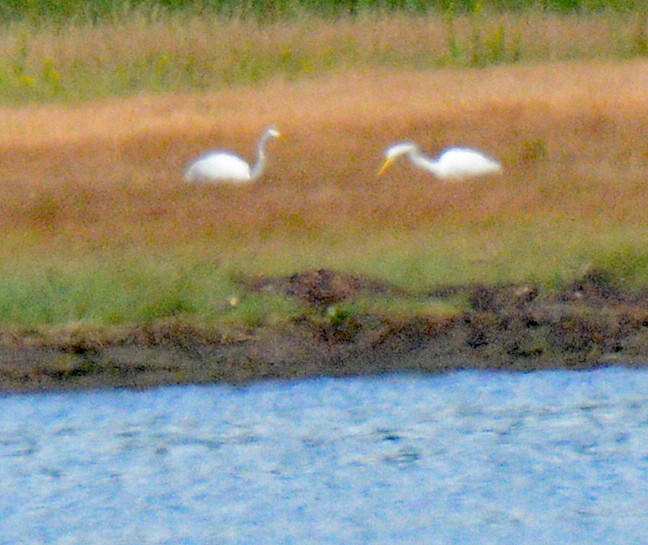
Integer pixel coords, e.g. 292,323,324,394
1,368,647,545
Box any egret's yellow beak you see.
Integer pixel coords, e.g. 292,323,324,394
377,158,394,176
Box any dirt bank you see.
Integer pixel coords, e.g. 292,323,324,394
2,268,647,393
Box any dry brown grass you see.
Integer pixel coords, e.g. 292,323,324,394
1,59,648,285
4,12,640,68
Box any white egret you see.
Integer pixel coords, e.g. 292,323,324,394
184,127,280,184
377,141,502,181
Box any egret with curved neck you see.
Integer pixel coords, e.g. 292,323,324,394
378,141,502,181
184,127,280,184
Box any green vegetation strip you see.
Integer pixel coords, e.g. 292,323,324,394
1,231,647,330
1,0,646,25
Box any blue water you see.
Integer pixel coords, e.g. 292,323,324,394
1,368,647,545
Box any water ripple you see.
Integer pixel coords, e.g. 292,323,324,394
0,368,647,545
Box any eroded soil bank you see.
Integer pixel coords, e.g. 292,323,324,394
1,268,647,393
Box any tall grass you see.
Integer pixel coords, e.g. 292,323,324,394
0,8,647,104
0,0,645,25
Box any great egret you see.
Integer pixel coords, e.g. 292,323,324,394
377,141,502,181
184,127,280,184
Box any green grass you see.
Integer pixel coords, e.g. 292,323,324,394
0,256,302,329
0,218,647,330
212,219,648,292
1,0,645,25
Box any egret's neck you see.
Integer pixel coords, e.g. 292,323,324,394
408,151,439,175
250,134,274,181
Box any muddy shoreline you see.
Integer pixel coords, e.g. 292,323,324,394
2,268,648,393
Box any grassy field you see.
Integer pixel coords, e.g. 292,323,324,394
0,11,648,330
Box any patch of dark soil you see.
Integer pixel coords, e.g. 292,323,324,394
247,268,406,308
2,269,648,392
553,266,648,307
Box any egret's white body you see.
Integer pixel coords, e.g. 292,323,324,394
184,127,280,184
378,142,502,181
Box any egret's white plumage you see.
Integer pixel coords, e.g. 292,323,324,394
378,141,502,181
184,127,280,184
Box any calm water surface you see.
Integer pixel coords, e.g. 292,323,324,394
1,368,647,545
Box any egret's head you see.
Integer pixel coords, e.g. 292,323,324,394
377,141,419,176
265,126,281,139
